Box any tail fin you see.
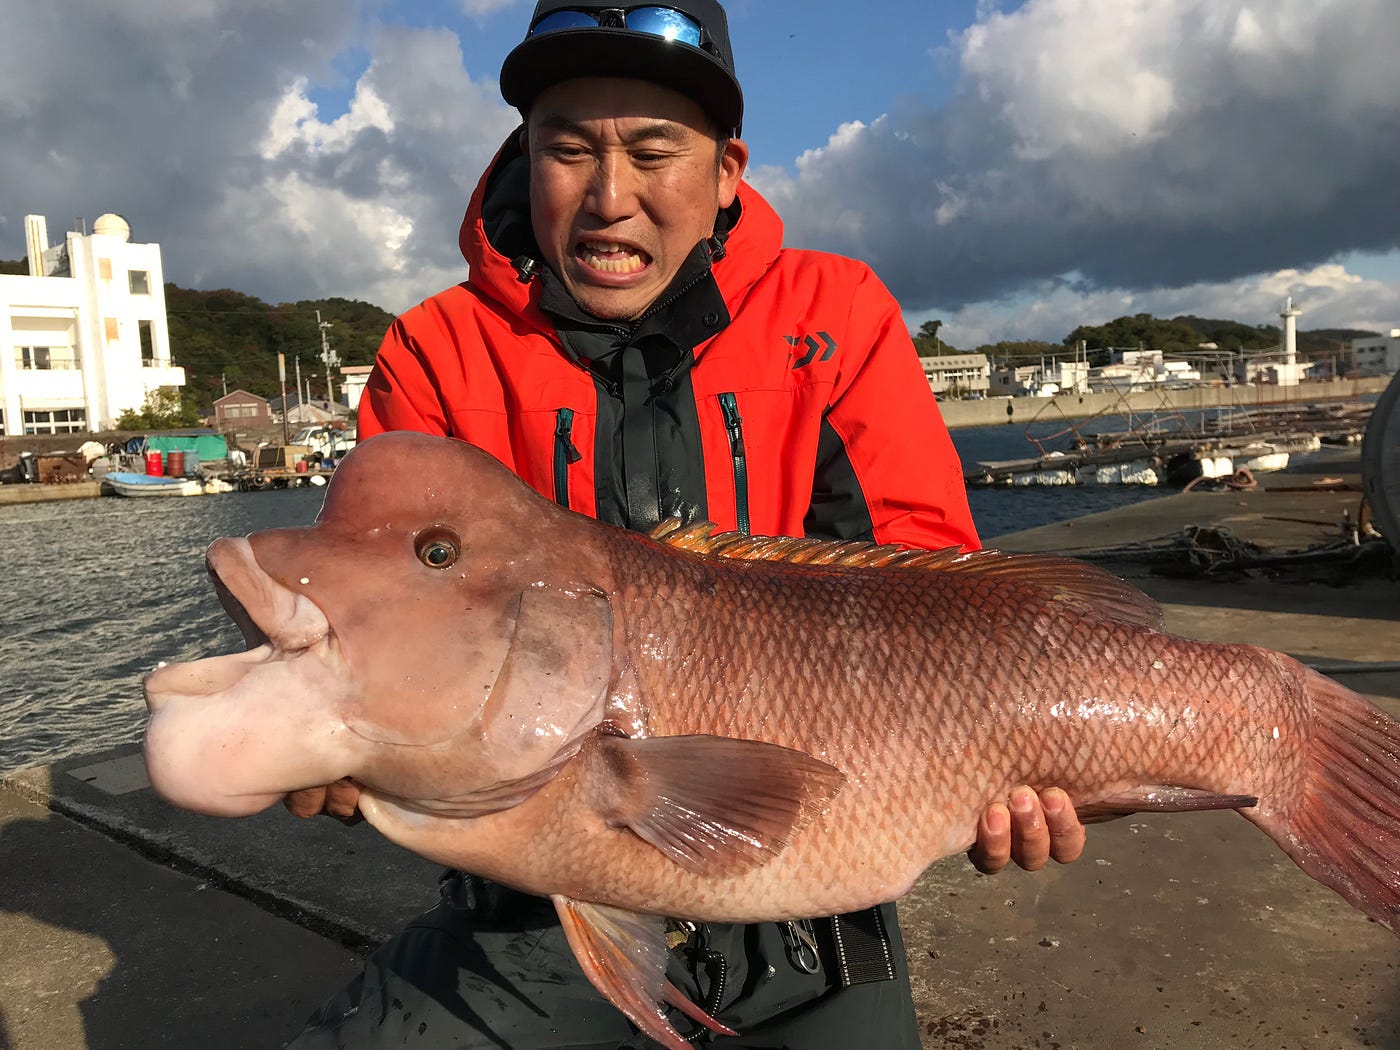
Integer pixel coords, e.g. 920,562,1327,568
1262,671,1400,934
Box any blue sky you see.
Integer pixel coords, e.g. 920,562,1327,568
2,0,1398,347
311,1,987,167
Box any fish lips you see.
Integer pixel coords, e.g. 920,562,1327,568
143,537,363,816
143,537,333,709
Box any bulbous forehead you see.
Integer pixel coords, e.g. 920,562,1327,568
318,432,531,528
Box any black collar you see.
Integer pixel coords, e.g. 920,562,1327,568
537,236,729,352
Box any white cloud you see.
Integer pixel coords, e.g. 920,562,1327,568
205,25,520,311
460,0,521,16
922,260,1400,349
0,8,519,313
756,0,1400,314
261,78,395,159
3,0,1397,338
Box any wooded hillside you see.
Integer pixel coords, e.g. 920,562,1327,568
163,286,393,410
1,260,394,413
2,261,1381,398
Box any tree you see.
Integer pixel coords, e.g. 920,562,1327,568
1064,313,1206,356
913,319,955,356
114,386,203,430
972,340,1063,364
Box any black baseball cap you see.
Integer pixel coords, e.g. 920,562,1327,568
500,1,744,136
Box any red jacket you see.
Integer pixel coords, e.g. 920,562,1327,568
360,143,979,552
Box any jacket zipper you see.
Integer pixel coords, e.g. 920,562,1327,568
553,408,581,508
718,392,749,535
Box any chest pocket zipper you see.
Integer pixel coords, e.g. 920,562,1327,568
553,408,581,509
718,392,749,535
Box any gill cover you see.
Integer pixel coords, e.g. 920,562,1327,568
340,584,615,805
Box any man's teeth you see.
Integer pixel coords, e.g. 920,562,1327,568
580,242,646,274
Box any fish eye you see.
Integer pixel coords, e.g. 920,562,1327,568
414,527,461,569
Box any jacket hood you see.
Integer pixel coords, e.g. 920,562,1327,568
457,134,783,329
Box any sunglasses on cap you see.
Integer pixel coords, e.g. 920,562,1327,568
528,6,705,49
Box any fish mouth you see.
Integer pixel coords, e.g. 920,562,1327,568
144,537,332,707
212,569,269,652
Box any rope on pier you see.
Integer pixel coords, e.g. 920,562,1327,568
1181,466,1257,493
1059,525,1394,578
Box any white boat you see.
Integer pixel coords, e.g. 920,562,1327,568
104,471,208,498
1234,443,1291,475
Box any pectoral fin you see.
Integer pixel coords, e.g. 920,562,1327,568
1076,785,1258,823
552,896,735,1050
583,735,846,875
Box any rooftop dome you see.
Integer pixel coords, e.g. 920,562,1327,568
92,213,131,241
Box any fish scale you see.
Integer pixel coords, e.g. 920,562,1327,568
548,535,1307,920
142,431,1400,1050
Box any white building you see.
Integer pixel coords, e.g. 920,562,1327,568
0,213,184,434
989,358,1090,397
339,364,374,412
991,364,1049,397
919,353,990,397
1351,329,1400,376
1089,349,1201,393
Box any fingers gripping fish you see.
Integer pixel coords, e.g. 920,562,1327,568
144,431,1400,1049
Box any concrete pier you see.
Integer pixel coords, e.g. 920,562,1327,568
2,448,1397,1049
935,373,1391,430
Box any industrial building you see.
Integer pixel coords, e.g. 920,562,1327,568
919,353,990,398
1351,330,1400,376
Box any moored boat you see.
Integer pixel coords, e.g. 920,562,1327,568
103,471,209,498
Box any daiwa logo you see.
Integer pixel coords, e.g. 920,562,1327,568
785,331,838,369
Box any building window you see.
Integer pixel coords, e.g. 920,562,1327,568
221,403,261,419
23,408,87,434
16,346,80,370
139,319,156,366
129,270,151,294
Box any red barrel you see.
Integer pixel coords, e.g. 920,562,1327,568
145,451,163,476
165,450,186,477
295,459,309,474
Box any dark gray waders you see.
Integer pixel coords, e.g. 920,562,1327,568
288,873,920,1048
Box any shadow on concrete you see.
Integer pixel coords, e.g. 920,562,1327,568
1126,566,1400,621
0,793,361,1050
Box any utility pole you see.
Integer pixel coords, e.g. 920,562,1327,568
316,310,338,412
294,355,303,426
277,353,289,444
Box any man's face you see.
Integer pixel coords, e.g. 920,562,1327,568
525,77,748,322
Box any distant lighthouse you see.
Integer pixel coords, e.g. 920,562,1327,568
1281,296,1301,367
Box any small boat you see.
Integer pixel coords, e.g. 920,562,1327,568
104,471,208,498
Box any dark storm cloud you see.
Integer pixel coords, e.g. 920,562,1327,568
0,2,357,284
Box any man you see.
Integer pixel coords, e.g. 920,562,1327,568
290,2,1085,1045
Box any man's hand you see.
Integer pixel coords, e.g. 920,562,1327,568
284,778,363,823
968,786,1084,874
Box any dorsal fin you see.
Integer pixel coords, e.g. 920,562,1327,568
647,520,1164,631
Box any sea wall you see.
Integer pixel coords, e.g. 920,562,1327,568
937,376,1393,430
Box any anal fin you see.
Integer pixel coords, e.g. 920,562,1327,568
552,896,735,1050
1076,785,1258,824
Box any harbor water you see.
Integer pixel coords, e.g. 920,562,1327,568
1,423,1168,776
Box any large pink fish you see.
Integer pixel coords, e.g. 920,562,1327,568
143,431,1400,1049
